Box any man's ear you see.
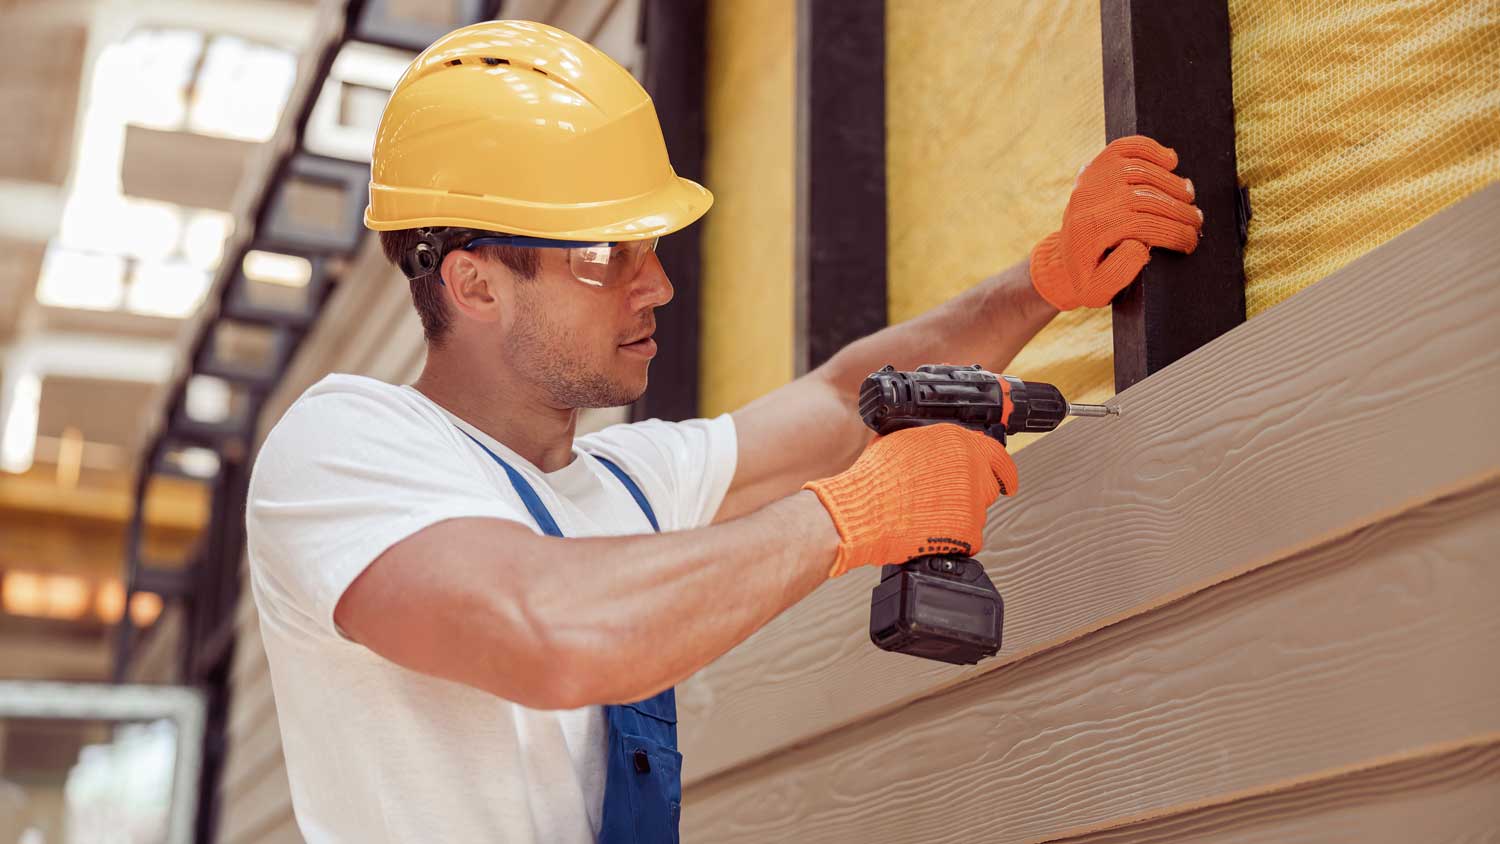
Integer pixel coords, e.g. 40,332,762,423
440,249,502,323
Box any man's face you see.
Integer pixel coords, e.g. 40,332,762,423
498,246,673,409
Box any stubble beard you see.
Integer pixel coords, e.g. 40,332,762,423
508,294,646,409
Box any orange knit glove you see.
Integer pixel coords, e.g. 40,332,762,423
803,424,1018,579
1030,136,1204,310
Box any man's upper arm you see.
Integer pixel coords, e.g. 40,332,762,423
719,371,870,523
332,515,576,708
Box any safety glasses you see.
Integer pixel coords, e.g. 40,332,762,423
463,234,659,288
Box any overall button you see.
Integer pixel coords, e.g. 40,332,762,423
633,749,651,773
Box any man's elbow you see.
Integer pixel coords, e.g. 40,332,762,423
478,587,611,710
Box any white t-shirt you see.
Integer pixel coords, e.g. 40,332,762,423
245,374,737,843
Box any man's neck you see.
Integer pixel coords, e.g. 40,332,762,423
412,354,580,473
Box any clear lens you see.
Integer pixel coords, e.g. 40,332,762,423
567,238,658,288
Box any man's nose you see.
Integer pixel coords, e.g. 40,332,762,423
628,251,673,309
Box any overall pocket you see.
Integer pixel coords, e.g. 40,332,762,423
599,692,681,844
612,730,682,841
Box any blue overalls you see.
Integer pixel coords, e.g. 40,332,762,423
459,430,682,843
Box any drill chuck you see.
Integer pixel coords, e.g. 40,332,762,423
997,375,1067,434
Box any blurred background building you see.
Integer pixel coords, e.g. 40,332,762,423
0,2,648,841
1,0,1496,842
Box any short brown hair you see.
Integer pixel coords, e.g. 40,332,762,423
377,229,542,347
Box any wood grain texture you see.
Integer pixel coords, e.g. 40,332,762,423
676,184,1500,783
1045,737,1500,844
682,480,1500,842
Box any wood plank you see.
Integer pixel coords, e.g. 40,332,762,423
588,0,641,72
793,0,887,374
631,0,706,422
549,0,621,42
682,480,1500,841
676,184,1500,782
227,670,274,744
253,816,307,844
1101,0,1246,390
218,756,295,844
328,276,417,380
1045,737,1500,844
357,293,427,381
228,608,266,692
221,703,285,801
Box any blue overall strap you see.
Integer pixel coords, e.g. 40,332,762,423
593,456,660,532
455,426,680,842
456,429,563,537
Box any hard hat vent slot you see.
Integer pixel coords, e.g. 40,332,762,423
447,59,462,66
481,57,509,66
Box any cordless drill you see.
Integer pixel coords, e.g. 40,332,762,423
860,364,1117,666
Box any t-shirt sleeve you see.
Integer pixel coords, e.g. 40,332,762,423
576,413,738,531
246,387,527,639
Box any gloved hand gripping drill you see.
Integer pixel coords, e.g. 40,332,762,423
802,134,1193,666
809,365,1118,666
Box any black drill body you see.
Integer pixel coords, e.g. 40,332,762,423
860,364,1078,666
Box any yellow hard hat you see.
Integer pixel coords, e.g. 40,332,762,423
364,20,712,241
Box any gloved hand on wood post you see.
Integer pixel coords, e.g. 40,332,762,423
1030,135,1204,310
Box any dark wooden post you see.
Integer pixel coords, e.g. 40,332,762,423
633,0,707,422
1101,0,1246,391
794,0,888,374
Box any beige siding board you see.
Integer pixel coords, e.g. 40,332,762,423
682,480,1500,841
229,609,265,689
677,184,1500,782
227,642,270,731
252,817,307,844
218,755,295,844
505,0,566,21
324,277,415,379
227,666,275,751
222,698,284,800
550,0,620,42
359,295,427,382
1046,738,1500,844
589,0,642,73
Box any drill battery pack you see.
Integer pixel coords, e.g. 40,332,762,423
869,555,1004,666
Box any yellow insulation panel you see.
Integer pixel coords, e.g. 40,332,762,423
1231,0,1500,315
697,0,797,418
886,0,1114,435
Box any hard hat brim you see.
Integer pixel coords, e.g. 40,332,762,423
364,175,713,243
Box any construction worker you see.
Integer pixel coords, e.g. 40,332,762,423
245,19,1202,844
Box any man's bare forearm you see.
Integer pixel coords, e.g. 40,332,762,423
818,260,1058,402
516,490,839,706
719,261,1059,521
